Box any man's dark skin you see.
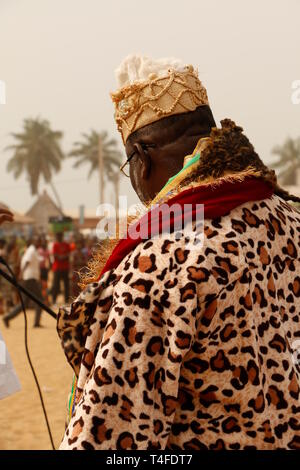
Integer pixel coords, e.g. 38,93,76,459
124,105,216,203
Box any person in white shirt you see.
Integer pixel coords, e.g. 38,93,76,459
3,237,43,328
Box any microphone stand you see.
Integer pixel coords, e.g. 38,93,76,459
0,266,57,320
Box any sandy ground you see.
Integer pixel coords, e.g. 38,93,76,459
0,308,73,450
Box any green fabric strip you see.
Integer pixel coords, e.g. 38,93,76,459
68,374,77,420
160,153,201,192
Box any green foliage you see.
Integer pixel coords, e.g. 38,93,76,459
6,117,64,196
271,137,300,185
69,130,122,180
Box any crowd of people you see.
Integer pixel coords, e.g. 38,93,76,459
0,232,97,327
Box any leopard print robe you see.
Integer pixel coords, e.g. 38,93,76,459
57,194,300,450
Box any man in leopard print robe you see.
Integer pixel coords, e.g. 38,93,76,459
57,57,300,450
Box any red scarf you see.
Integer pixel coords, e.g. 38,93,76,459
100,177,274,277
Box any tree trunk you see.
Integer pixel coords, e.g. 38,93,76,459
114,172,120,223
49,180,63,212
98,136,104,205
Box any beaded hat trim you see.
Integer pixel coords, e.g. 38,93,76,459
111,66,209,143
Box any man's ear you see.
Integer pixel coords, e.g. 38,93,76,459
134,143,151,180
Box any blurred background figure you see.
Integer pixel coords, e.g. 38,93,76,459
6,237,21,309
38,237,50,305
51,232,70,305
0,208,21,403
0,237,20,313
0,239,8,315
70,237,88,299
3,237,43,328
0,239,6,258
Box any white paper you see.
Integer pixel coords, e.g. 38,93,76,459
0,329,21,400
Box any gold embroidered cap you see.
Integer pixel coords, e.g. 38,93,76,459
111,55,209,143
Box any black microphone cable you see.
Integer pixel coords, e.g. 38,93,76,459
0,256,55,450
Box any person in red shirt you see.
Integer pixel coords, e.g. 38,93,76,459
51,232,70,304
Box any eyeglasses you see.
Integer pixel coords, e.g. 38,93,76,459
119,152,135,177
120,143,156,177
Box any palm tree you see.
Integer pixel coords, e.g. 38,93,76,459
6,117,64,209
69,130,123,209
271,137,300,185
107,164,121,218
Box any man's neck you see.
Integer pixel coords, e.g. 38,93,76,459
151,137,210,206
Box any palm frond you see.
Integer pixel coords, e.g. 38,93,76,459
6,117,65,197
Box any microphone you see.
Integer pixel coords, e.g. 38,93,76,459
0,256,56,448
0,256,57,319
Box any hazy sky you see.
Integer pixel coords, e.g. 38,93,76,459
0,0,299,213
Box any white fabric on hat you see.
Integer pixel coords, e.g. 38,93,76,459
115,54,186,88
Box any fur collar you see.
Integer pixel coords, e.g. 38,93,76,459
79,119,298,288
